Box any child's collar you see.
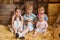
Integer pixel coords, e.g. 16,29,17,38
26,13,32,16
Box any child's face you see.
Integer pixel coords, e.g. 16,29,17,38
15,9,21,16
38,7,45,14
39,15,44,21
26,7,33,15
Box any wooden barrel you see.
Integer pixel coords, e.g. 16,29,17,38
0,4,15,25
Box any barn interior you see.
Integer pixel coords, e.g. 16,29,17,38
0,0,60,40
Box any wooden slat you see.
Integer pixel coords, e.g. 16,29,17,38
0,10,14,16
49,0,60,2
48,16,57,25
0,4,15,16
1,0,8,4
13,0,20,3
0,16,12,25
0,16,11,21
48,4,60,16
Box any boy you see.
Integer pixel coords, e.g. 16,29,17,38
18,3,37,38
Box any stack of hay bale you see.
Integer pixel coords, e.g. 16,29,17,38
48,4,60,26
48,4,60,40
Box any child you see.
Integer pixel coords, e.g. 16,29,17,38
18,4,37,38
37,6,48,21
12,8,23,38
33,15,48,37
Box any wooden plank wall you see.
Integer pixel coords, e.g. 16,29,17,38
0,4,15,25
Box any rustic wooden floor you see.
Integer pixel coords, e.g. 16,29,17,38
0,25,58,40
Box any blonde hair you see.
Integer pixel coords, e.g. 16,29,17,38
25,2,33,9
26,5,33,9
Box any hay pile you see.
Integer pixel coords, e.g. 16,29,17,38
54,26,60,40
25,31,53,40
0,25,17,40
0,25,55,40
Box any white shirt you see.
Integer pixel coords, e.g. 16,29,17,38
36,21,48,29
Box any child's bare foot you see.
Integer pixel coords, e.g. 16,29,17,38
10,28,13,33
33,35,36,37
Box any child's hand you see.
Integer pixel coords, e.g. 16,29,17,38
31,21,36,25
36,25,40,28
25,20,28,25
28,18,33,22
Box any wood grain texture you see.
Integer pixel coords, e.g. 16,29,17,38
0,16,12,25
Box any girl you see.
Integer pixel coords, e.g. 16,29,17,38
33,15,48,37
37,6,48,21
12,8,23,38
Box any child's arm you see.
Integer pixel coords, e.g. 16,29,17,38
43,21,48,29
36,22,40,28
21,17,23,26
20,16,23,27
31,20,37,25
18,16,23,31
12,15,16,32
18,16,23,32
23,15,29,25
45,21,48,28
31,15,38,25
44,14,48,22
